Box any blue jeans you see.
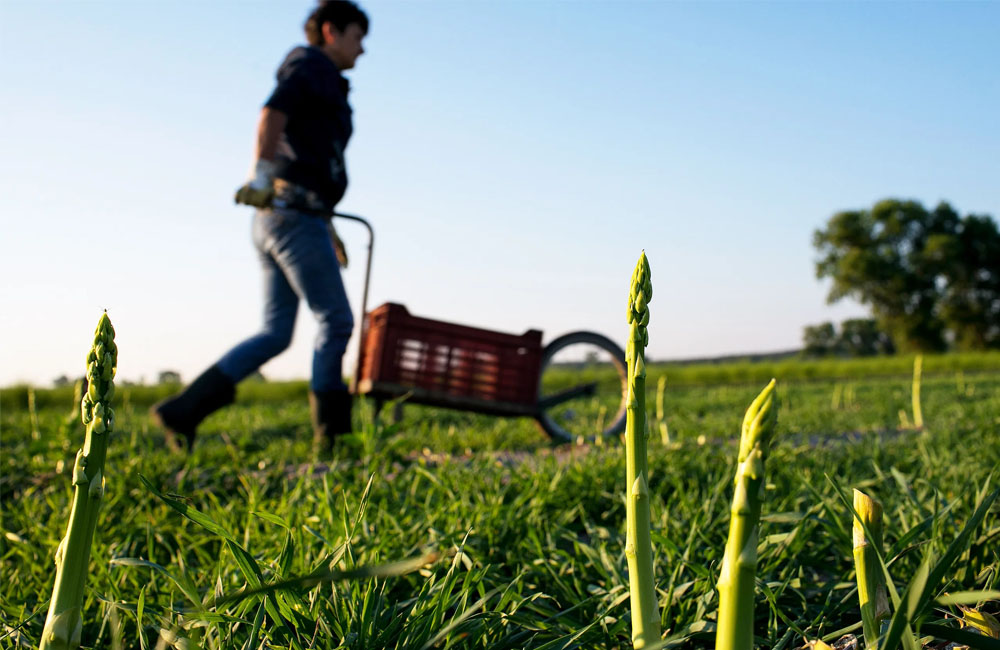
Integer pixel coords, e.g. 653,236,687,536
216,208,354,392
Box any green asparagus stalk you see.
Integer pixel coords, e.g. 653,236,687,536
41,313,118,650
65,378,86,425
624,251,660,649
853,489,889,649
715,378,778,650
656,373,670,445
911,354,923,430
28,386,40,440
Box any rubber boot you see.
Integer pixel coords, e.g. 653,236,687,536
150,365,235,452
309,390,354,452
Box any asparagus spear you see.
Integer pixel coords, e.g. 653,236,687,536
715,378,778,650
911,354,923,429
41,313,118,650
656,374,670,445
624,251,660,649
853,489,889,649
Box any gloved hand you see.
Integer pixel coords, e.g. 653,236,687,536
234,159,277,208
328,222,349,268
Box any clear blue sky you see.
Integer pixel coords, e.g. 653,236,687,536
2,1,997,387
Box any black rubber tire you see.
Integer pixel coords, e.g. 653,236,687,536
534,331,628,443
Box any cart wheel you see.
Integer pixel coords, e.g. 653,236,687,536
535,331,628,443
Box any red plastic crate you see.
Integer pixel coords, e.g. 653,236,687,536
357,303,543,413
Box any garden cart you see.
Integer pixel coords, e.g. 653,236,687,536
335,213,628,442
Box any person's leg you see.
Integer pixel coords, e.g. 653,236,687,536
268,213,354,446
268,215,354,390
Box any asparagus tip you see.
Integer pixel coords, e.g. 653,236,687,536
852,489,883,548
738,378,778,461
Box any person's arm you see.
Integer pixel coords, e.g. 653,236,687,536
255,107,287,162
235,107,288,207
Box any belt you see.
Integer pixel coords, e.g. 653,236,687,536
272,179,333,216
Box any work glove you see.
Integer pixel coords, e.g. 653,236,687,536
328,221,349,268
234,159,277,208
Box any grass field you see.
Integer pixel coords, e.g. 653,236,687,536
2,357,999,649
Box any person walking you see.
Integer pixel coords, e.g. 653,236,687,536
152,0,369,453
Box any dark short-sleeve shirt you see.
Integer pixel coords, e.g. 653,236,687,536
265,46,353,208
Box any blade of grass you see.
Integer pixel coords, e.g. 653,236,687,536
214,552,437,608
417,587,500,650
937,590,1000,606
247,600,266,650
109,558,202,610
920,623,1000,650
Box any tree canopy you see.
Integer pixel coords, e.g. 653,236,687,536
802,318,894,358
813,199,1000,352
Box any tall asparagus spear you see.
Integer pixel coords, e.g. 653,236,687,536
853,489,889,649
624,251,660,648
911,354,923,430
41,313,118,650
715,378,778,650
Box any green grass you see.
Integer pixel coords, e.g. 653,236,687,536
2,360,998,648
5,350,999,413
650,350,1000,387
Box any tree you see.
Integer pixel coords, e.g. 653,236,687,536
936,214,1000,349
838,318,894,356
803,322,838,357
801,318,894,358
158,370,182,384
814,199,1000,352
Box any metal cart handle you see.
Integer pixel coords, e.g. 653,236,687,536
332,212,373,393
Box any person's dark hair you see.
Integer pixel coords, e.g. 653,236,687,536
305,1,369,46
